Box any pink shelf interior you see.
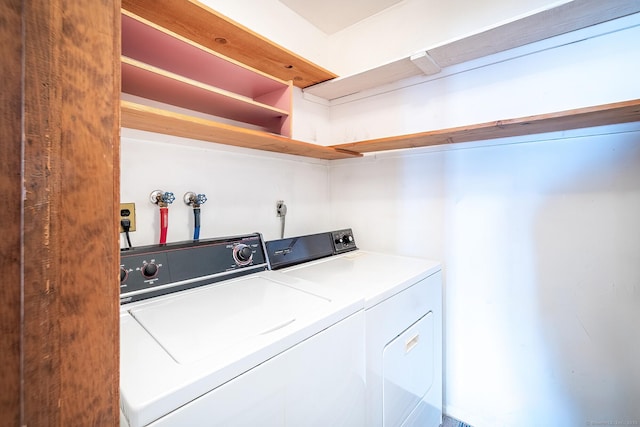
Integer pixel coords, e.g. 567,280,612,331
122,60,290,135
122,13,289,101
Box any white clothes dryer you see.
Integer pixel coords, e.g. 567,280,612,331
266,229,443,427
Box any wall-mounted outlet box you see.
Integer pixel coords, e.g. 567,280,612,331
120,203,136,232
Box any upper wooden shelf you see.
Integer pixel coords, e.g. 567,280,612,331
305,1,640,100
121,0,337,88
121,100,362,160
330,100,640,154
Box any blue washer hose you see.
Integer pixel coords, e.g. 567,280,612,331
193,207,201,240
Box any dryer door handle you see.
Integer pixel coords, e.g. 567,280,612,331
405,334,420,353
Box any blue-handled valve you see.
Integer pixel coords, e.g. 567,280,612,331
184,192,207,208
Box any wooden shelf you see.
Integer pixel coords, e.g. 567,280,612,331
121,100,362,160
122,10,293,136
119,2,640,160
121,99,640,160
121,0,337,88
330,100,640,153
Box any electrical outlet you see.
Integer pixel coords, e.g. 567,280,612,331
120,202,136,232
276,200,287,217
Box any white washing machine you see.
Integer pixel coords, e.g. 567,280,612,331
266,229,443,427
119,233,366,427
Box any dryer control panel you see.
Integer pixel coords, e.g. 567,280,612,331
119,233,268,304
331,228,357,254
266,229,357,270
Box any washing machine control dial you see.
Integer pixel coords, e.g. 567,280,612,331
120,267,128,283
142,262,159,279
233,244,253,266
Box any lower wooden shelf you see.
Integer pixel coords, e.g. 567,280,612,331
122,99,640,160
120,100,362,160
330,99,640,153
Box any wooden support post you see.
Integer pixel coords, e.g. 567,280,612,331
1,0,121,424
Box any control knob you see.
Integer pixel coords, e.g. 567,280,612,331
335,234,353,245
120,268,128,283
233,244,253,266
142,262,159,279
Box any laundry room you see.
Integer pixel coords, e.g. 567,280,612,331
4,0,640,426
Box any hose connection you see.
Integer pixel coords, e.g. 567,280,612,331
150,190,175,244
150,190,175,207
184,192,207,241
184,192,207,208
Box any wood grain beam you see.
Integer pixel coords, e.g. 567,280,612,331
4,0,122,424
0,0,24,423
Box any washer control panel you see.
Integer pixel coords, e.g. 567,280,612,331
332,228,357,254
120,233,268,304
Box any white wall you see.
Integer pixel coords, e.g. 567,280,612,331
120,130,331,246
329,125,640,426
291,88,332,144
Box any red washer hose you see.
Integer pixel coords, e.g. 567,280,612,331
159,206,169,244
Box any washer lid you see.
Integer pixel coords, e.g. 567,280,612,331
128,276,330,364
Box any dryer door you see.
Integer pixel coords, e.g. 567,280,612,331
382,311,434,427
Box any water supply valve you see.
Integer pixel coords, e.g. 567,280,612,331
150,190,175,207
184,192,207,208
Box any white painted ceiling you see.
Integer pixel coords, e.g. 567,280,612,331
278,0,403,34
